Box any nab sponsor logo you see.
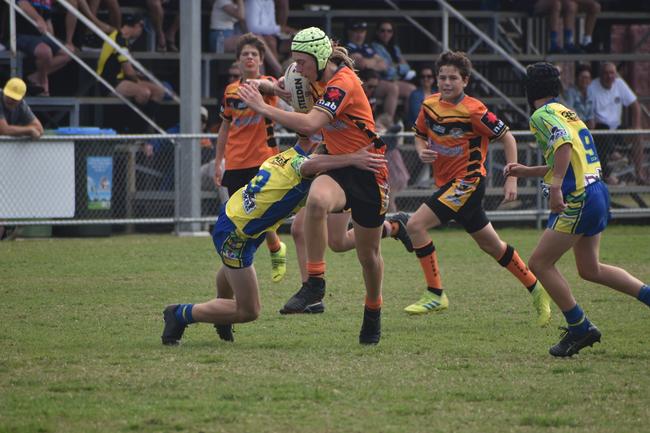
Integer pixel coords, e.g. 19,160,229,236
316,86,346,116
480,111,505,136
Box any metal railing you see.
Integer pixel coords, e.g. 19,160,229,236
1,131,649,235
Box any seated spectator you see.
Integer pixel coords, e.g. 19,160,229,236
514,0,600,53
226,61,242,83
96,14,166,107
64,0,116,51
566,0,601,52
406,66,436,128
345,20,399,124
0,77,43,241
87,0,121,29
563,63,594,124
16,0,73,96
244,0,293,76
588,62,645,185
209,0,245,53
146,0,179,52
80,0,123,51
0,77,43,138
370,20,416,100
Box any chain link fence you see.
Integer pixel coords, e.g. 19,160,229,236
1,130,649,234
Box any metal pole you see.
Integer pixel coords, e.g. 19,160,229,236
9,0,17,75
176,1,202,235
442,7,449,52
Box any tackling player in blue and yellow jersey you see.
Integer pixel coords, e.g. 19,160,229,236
161,138,385,346
504,62,650,357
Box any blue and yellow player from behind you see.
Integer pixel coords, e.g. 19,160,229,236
161,139,386,346
504,62,650,357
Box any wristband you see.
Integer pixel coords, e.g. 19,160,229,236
551,175,563,187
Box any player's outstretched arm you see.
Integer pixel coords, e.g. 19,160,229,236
500,131,519,203
503,163,549,178
300,144,386,177
238,83,328,136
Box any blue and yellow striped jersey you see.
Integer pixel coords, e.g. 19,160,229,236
529,101,602,195
225,145,311,239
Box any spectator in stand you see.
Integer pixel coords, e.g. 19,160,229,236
80,0,123,51
96,14,166,107
0,77,43,138
0,77,43,241
588,62,645,185
64,0,116,51
146,0,179,52
87,0,121,29
209,0,245,53
514,0,600,53
568,0,601,52
244,0,294,76
563,63,594,125
16,0,73,96
370,20,416,104
407,66,437,128
345,20,399,125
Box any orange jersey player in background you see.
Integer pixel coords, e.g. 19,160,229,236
213,33,288,284
402,51,552,327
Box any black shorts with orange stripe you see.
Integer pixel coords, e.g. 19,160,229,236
222,167,260,197
425,176,489,234
322,167,389,228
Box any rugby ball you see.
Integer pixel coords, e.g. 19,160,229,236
284,62,313,113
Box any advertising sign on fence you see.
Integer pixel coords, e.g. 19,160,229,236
86,156,112,210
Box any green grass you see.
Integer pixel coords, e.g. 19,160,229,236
1,226,649,433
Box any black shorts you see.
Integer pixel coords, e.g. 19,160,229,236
322,167,388,228
425,176,490,234
222,167,260,196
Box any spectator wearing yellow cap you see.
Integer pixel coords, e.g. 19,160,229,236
0,77,43,138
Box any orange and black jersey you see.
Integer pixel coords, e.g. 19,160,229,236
312,66,387,182
220,76,279,170
414,93,508,187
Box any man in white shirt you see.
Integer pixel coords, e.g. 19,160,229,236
588,62,645,184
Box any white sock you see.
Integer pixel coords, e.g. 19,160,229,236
582,35,592,45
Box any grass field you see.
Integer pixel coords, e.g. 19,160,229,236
1,225,649,433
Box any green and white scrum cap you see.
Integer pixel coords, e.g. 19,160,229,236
291,27,332,76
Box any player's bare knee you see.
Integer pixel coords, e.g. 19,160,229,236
357,248,382,269
328,238,347,252
290,220,304,241
305,195,329,218
238,306,260,323
528,255,544,276
577,265,600,282
406,217,425,238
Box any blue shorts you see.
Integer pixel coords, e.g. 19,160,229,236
212,210,265,268
547,181,611,236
